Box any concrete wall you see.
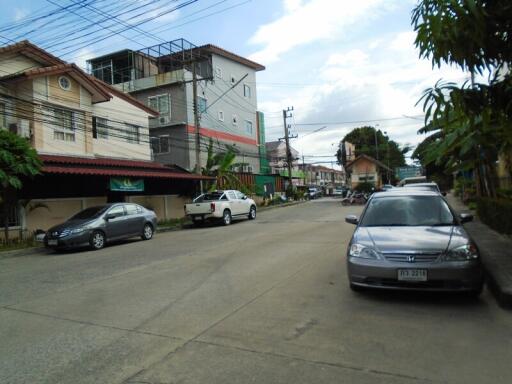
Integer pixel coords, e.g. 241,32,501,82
25,197,107,232
92,94,152,161
22,194,190,234
127,195,190,220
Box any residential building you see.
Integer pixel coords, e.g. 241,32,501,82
0,40,209,237
87,40,265,174
298,164,345,194
345,154,392,189
265,140,303,186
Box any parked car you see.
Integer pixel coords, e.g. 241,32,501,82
45,203,157,251
308,187,322,199
403,182,445,195
184,190,256,226
381,184,394,191
345,190,484,295
333,187,348,196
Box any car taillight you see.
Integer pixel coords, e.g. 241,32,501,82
211,202,215,212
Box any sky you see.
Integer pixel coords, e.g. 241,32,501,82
0,0,473,168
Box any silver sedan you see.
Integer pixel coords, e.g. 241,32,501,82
345,190,484,295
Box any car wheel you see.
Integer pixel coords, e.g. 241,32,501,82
248,206,256,220
90,231,105,250
222,210,232,226
141,223,153,240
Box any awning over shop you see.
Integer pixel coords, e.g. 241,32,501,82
39,154,213,180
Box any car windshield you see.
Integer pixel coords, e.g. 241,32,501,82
69,206,107,220
360,195,454,227
194,192,225,202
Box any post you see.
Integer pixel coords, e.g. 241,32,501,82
302,155,306,186
374,128,379,161
192,63,203,193
283,109,293,192
331,161,335,193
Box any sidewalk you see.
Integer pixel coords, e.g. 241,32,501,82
447,194,512,308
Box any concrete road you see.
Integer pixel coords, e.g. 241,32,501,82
1,199,511,384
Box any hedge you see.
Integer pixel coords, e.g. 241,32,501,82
477,198,512,234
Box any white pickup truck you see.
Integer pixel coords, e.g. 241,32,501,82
184,190,257,226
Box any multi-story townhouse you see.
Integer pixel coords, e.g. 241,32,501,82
298,164,345,193
87,39,266,174
0,41,209,237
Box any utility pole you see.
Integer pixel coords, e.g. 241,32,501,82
192,63,203,193
374,126,379,161
302,155,306,186
282,107,296,194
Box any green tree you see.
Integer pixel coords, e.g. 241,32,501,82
412,0,512,197
0,130,42,241
336,126,408,171
202,138,243,191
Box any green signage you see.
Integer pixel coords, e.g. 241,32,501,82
110,178,144,192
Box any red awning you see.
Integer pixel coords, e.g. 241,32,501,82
40,155,213,180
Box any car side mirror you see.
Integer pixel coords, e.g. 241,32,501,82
442,191,447,196
242,196,247,200
345,215,359,225
105,213,116,221
459,213,473,223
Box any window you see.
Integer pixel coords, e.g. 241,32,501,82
227,191,237,200
50,107,76,142
232,114,238,126
58,76,71,91
197,96,207,114
125,124,139,144
244,120,253,134
230,75,236,85
218,111,224,121
125,204,140,215
148,94,170,115
151,136,170,154
0,102,6,129
107,205,125,218
5,205,20,227
93,117,108,139
235,191,245,199
243,84,251,98
215,66,222,78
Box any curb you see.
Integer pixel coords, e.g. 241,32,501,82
447,194,512,309
257,200,308,213
0,245,50,260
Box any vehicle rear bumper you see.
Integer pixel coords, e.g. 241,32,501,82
188,213,221,221
348,257,484,291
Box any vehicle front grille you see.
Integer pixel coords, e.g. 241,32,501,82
384,253,440,263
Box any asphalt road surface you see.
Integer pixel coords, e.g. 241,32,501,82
1,199,511,384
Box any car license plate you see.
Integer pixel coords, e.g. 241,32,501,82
48,239,58,246
398,269,427,281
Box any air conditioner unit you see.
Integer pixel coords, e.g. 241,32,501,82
158,116,171,125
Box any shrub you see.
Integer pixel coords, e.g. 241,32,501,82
477,198,512,234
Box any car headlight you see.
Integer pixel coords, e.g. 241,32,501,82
349,244,380,259
69,228,86,235
444,244,478,261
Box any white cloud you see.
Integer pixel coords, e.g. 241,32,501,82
249,0,390,64
284,0,303,12
14,8,28,21
258,28,471,162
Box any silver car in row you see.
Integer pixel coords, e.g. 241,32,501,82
345,190,484,295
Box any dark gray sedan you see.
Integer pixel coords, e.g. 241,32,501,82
45,203,157,251
345,190,484,295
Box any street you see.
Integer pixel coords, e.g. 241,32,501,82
1,199,511,384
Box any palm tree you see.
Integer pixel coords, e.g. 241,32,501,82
202,138,242,191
